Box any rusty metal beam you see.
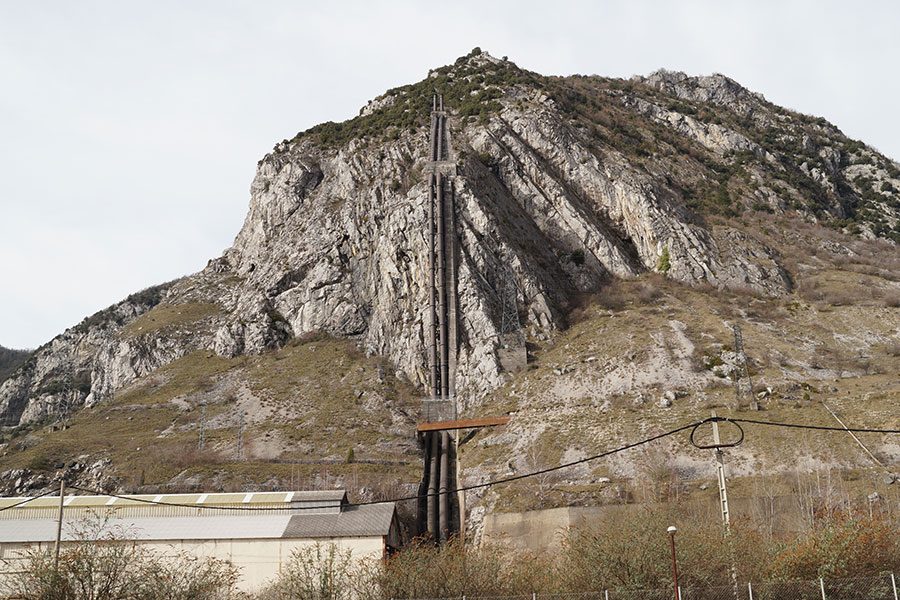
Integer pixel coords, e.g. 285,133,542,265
417,416,510,433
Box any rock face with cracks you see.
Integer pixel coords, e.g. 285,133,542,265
2,50,898,428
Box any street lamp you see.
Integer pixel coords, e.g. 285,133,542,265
668,526,680,600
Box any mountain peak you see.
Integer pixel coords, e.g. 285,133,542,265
1,56,898,510
633,69,767,110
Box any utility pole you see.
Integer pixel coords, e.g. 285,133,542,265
712,411,731,526
199,405,206,450
732,323,758,410
236,412,244,461
500,269,524,347
54,478,65,572
712,411,741,598
667,526,681,600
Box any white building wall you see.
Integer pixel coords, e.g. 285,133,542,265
0,536,385,593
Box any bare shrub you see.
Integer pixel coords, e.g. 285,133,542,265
885,339,900,357
0,514,238,599
560,504,900,590
261,510,900,598
769,509,900,579
868,286,886,300
195,375,216,393
798,278,824,302
727,283,769,301
559,506,770,590
151,441,223,469
884,291,900,307
746,300,789,321
523,438,558,503
259,543,356,600
358,537,556,598
594,283,628,311
638,445,684,502
287,330,326,347
567,292,601,324
811,344,871,374
636,280,663,303
822,289,856,306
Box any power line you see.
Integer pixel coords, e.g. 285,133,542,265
726,417,900,434
0,487,61,512
68,420,704,512
22,416,900,515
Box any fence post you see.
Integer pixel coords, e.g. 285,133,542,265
820,578,826,600
605,591,609,600
891,573,898,600
747,581,753,600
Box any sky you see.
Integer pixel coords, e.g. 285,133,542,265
1,1,898,349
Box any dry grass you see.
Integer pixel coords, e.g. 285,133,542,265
0,338,422,493
567,274,669,324
122,302,222,338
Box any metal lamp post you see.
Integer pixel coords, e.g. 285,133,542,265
668,525,681,600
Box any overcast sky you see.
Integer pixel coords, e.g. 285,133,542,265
1,1,898,349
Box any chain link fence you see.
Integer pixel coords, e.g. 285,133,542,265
391,574,900,600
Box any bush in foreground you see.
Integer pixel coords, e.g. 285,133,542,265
0,515,239,600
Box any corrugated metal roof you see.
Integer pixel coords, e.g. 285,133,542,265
0,503,395,543
0,490,347,512
0,515,294,543
0,497,59,509
288,490,348,503
283,504,396,538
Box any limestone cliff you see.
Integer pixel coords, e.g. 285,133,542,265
2,49,898,432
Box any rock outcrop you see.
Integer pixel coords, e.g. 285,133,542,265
2,49,898,427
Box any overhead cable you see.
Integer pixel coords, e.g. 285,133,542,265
31,415,900,514
68,419,703,512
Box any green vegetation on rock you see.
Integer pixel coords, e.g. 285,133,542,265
286,48,539,149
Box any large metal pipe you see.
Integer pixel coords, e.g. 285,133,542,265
417,434,430,536
447,179,457,410
428,175,438,397
426,432,439,537
437,115,444,161
439,431,450,542
436,172,448,399
456,432,465,541
430,113,438,162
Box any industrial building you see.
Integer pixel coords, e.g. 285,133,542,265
0,489,399,592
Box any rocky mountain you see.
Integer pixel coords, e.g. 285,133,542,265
0,346,30,385
1,50,898,513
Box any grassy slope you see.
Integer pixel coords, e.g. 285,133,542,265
0,337,422,494
463,216,900,513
